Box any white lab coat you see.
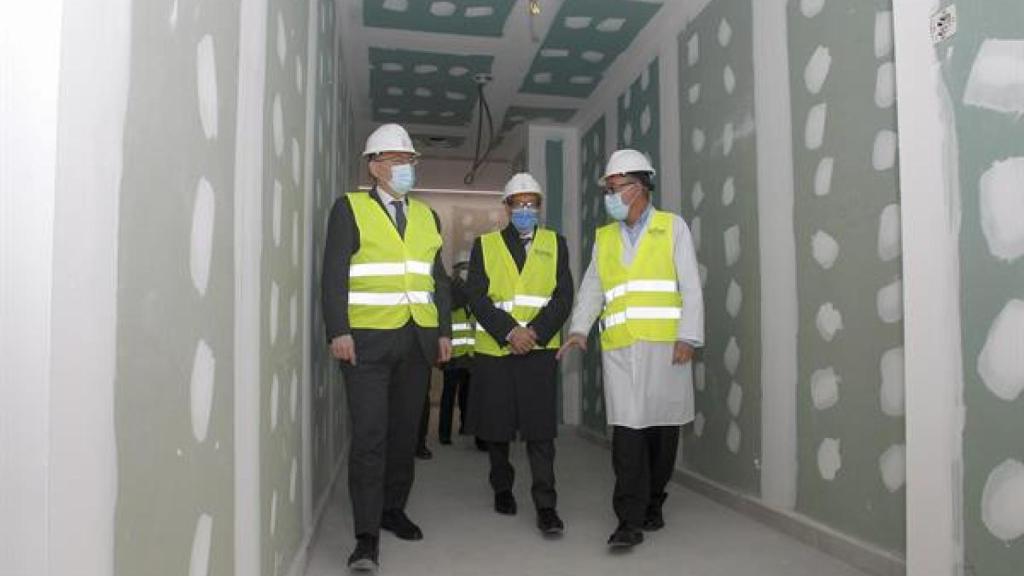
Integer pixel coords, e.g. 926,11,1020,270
568,208,704,429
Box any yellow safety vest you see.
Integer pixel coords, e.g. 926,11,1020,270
451,307,476,358
475,228,561,356
596,210,682,350
346,192,441,329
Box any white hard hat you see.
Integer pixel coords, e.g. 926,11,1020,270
502,172,544,201
362,123,419,157
600,149,656,185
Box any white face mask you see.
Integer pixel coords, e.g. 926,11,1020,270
388,163,416,196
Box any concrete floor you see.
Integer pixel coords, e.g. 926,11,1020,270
305,428,870,576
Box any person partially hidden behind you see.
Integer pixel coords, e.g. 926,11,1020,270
321,123,452,572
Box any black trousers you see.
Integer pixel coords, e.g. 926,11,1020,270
341,324,430,537
438,366,470,441
611,426,680,528
488,440,557,510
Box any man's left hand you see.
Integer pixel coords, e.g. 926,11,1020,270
437,337,452,364
672,341,695,365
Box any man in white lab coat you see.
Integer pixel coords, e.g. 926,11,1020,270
557,149,704,549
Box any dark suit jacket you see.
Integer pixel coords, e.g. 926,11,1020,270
321,188,451,363
465,224,573,348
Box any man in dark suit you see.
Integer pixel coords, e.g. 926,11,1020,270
465,172,573,536
322,123,451,572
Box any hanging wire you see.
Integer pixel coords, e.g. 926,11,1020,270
463,80,497,186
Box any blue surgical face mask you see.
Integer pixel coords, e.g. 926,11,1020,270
510,207,539,233
604,191,631,221
388,163,416,196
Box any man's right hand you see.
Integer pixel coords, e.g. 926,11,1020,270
507,326,537,355
330,334,357,365
555,333,587,361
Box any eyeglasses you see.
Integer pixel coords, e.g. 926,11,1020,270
605,180,639,195
374,155,418,167
507,200,540,210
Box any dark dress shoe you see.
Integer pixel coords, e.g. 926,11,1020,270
439,437,452,445
381,509,423,541
537,508,565,536
643,493,667,531
475,437,488,452
415,445,433,460
347,534,379,572
494,490,517,515
607,523,644,549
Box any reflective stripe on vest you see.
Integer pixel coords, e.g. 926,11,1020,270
474,228,561,356
596,210,682,350
451,307,476,358
346,192,441,329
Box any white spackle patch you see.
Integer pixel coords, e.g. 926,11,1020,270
801,0,825,18
641,106,652,135
564,16,592,29
980,158,1024,262
291,211,299,268
641,67,650,91
196,36,218,139
415,87,432,97
689,83,701,104
296,55,303,94
533,72,552,84
810,367,840,410
445,91,466,101
382,62,403,72
289,458,298,502
691,181,704,210
429,1,456,17
811,229,839,270
721,177,735,206
691,217,702,252
726,421,741,454
272,95,284,157
276,11,287,66
817,438,841,481
699,263,708,288
878,203,901,261
724,337,741,376
272,180,282,247
414,64,438,75
694,412,706,437
289,291,298,342
723,65,736,94
623,124,633,146
880,347,905,416
270,373,279,431
727,381,743,417
692,128,706,153
977,299,1024,402
877,280,903,323
466,5,493,17
270,490,278,535
170,0,179,30
580,50,604,64
448,65,468,77
875,62,896,109
873,129,897,171
292,138,301,185
814,157,835,197
816,302,843,342
879,444,906,492
981,459,1024,542
963,40,1024,116
383,0,408,11
597,17,626,32
875,11,893,59
290,368,298,422
189,514,213,576
695,362,706,392
726,279,742,318
722,122,734,156
270,281,280,345
190,178,215,296
718,18,732,47
804,45,832,95
190,340,216,443
688,33,700,67
542,48,569,58
805,103,828,150
623,87,633,110
723,225,741,267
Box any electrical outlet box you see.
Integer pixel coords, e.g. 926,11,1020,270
931,5,957,44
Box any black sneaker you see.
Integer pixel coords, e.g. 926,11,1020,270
643,493,667,531
381,509,423,541
537,508,565,536
607,523,644,549
415,445,433,460
494,490,517,515
347,534,379,572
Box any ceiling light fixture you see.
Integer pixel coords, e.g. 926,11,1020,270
529,0,541,16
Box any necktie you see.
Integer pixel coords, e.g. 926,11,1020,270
391,200,406,236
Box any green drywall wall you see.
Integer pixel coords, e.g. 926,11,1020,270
787,0,905,553
677,0,761,497
938,2,1024,574
113,1,240,575
616,58,661,204
578,116,607,434
261,0,309,573
545,139,564,234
